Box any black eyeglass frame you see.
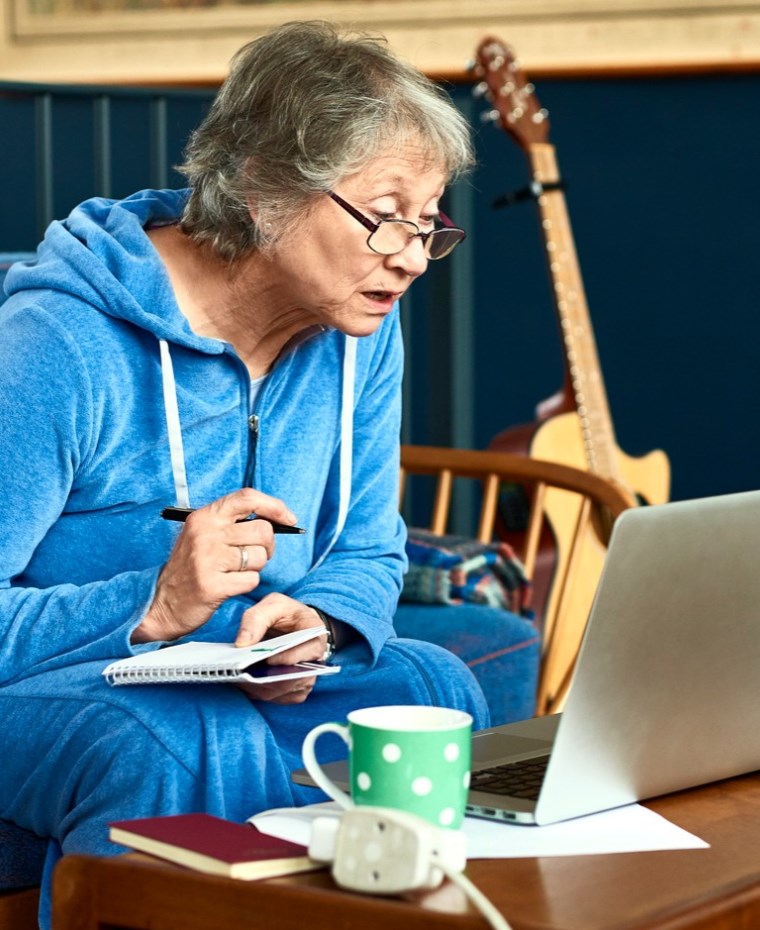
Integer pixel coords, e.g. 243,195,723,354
327,191,466,260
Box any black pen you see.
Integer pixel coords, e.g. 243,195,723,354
160,506,305,534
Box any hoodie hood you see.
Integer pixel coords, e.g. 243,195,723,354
5,188,220,353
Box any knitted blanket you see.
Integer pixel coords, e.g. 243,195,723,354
401,528,533,617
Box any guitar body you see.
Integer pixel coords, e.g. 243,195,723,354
493,411,669,709
530,412,670,505
491,412,669,625
474,37,671,710
528,413,669,702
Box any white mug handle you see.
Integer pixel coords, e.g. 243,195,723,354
301,722,354,810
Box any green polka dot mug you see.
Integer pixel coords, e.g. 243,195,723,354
301,705,472,829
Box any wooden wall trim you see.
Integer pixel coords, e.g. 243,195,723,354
3,1,760,84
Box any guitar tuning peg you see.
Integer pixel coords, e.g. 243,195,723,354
479,109,501,124
498,82,516,96
488,55,505,71
483,41,506,57
472,81,490,99
532,108,550,123
508,106,524,124
524,82,535,94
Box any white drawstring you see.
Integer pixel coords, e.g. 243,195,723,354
311,334,356,570
159,338,190,509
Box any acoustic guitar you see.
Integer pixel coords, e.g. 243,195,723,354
472,37,670,711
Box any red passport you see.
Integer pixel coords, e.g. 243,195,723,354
109,812,321,880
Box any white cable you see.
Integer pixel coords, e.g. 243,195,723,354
435,859,514,930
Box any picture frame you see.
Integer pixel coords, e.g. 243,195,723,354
4,0,760,83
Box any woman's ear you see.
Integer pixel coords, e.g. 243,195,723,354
246,197,274,246
246,195,259,225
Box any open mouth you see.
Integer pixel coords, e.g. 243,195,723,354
365,290,397,303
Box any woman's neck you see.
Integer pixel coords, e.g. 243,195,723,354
148,225,313,378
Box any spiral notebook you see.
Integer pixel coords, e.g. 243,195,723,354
102,627,340,686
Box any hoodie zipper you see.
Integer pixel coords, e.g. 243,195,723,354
237,327,328,492
244,412,259,488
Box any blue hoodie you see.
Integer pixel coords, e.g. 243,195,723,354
0,188,409,682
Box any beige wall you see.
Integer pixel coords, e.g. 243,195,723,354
3,0,760,84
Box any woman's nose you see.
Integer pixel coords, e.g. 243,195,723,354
385,236,429,277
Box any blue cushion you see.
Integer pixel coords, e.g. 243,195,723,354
0,820,46,891
393,603,540,727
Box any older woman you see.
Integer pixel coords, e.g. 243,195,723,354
0,20,487,928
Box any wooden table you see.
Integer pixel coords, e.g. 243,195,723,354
51,773,760,930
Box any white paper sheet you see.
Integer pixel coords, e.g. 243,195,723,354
250,801,708,858
460,803,708,857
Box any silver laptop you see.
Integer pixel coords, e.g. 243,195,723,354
293,489,760,824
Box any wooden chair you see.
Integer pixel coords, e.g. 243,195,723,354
399,445,636,716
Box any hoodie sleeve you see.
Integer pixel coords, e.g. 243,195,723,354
0,302,161,684
284,313,407,662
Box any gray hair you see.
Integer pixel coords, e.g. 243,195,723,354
178,21,474,261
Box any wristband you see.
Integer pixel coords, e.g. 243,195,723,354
309,606,337,661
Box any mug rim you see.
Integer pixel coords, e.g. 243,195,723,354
346,704,472,732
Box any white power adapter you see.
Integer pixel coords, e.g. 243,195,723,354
309,806,466,894
308,807,513,930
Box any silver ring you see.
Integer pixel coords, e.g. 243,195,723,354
238,546,249,572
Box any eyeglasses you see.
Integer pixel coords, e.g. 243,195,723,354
327,191,466,260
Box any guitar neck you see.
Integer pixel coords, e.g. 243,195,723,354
528,143,621,483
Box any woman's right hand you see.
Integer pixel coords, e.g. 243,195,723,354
132,488,299,643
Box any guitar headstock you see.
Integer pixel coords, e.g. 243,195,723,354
473,36,549,149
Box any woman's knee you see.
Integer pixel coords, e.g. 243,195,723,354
376,638,490,729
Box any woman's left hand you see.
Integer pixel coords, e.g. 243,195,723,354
234,594,327,705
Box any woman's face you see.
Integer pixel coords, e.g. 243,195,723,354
266,143,448,337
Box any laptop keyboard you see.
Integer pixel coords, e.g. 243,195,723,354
469,755,550,800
